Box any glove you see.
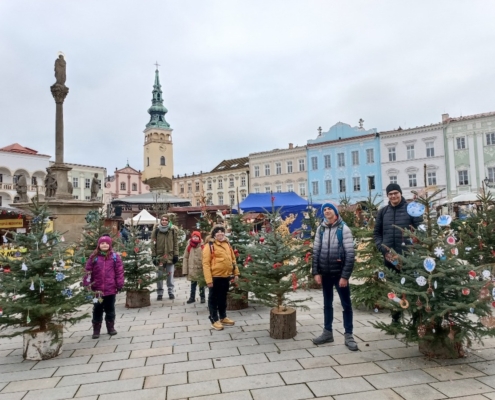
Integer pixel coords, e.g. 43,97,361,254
172,255,179,264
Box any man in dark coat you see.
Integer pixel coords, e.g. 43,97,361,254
373,183,422,322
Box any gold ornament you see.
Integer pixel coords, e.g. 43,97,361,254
417,324,427,338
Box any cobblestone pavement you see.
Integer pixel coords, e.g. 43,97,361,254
1,278,495,400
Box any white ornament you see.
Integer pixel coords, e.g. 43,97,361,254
482,270,491,279
42,234,48,244
21,263,28,271
434,280,438,289
416,276,427,286
434,247,444,258
400,277,406,285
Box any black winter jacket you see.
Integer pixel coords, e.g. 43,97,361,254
373,198,422,257
312,217,355,279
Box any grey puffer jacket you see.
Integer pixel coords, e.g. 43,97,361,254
373,198,422,256
312,217,355,279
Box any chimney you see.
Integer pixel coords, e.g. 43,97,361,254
289,143,293,149
442,113,450,123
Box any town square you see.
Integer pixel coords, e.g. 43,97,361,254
1,1,495,399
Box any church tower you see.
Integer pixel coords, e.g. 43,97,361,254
141,67,173,191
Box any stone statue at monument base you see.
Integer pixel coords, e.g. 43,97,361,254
45,168,58,198
15,174,29,203
90,173,99,201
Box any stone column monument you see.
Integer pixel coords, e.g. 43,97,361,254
49,54,72,200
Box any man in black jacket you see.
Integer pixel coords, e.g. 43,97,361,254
373,183,422,321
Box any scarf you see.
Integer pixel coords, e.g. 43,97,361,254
187,239,203,253
158,224,170,234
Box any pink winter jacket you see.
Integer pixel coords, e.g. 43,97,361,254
84,252,124,296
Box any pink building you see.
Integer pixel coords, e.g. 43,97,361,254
104,165,150,205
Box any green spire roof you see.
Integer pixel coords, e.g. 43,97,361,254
146,68,170,129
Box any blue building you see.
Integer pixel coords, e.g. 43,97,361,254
307,122,382,205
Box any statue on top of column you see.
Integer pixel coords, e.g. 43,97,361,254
54,54,66,86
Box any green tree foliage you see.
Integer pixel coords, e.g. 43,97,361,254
0,200,88,338
373,189,495,357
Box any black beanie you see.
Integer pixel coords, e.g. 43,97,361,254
386,183,402,195
211,225,226,238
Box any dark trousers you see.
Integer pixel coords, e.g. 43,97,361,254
208,277,230,323
190,281,205,299
92,294,116,323
321,275,353,334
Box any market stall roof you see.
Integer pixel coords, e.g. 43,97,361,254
239,192,320,213
111,192,191,206
450,193,480,203
0,207,34,217
125,209,158,225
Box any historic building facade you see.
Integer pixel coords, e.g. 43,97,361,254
307,122,382,204
104,164,150,205
249,143,308,198
379,123,446,200
443,111,495,197
141,68,174,191
0,143,50,206
171,171,204,206
50,161,106,201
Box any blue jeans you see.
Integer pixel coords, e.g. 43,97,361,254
321,275,353,334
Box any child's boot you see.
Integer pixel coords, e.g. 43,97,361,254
92,322,102,339
106,321,117,336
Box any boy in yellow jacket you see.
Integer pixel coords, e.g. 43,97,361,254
203,225,239,331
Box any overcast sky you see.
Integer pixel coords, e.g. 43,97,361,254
1,1,494,176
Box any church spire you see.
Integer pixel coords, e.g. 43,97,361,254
146,65,170,129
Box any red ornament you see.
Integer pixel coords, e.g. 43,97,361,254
292,273,298,291
259,237,265,243
387,292,396,300
303,240,310,246
234,249,239,257
273,262,282,269
271,196,276,203
462,288,470,296
469,270,477,278
492,301,495,308
304,252,311,263
134,247,139,253
491,250,495,257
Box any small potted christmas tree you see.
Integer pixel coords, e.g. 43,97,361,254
373,187,495,358
240,206,310,339
122,224,155,308
0,199,88,360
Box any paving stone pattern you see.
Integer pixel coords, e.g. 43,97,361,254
0,279,495,399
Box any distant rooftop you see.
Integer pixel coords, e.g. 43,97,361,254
0,143,50,157
210,157,249,173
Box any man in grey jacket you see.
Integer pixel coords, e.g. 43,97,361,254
312,202,358,351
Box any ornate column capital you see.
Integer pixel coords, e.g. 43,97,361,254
50,84,69,104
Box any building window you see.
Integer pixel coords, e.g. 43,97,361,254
254,187,260,193
120,182,126,190
353,177,360,191
338,153,345,167
407,144,415,160
427,172,437,186
388,147,396,161
276,185,282,193
207,181,212,190
311,156,318,170
160,156,165,166
13,175,18,184
265,186,271,193
299,183,306,196
241,176,246,186
229,177,234,188
426,141,435,157
487,133,495,146
241,192,247,200
254,166,260,177
312,181,319,195
85,178,91,189
351,151,359,166
195,182,200,191
368,175,376,190
298,159,305,172
458,170,469,186
73,178,79,188
265,164,270,176
188,183,192,192
31,177,37,185
456,137,466,150
207,194,213,205
196,199,200,206
218,179,223,189
366,149,374,163
132,183,137,191
0,174,2,183
488,167,495,183
287,161,293,173
73,195,79,200
276,162,281,175
324,155,331,169
0,196,2,206
408,174,417,187
147,157,150,166
180,184,184,194
325,180,332,194
390,175,397,184
339,179,346,193
287,183,294,192
218,194,224,205
229,193,235,205
85,196,90,200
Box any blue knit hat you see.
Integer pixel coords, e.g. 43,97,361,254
321,202,339,217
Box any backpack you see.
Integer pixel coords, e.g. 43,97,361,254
318,220,346,264
93,253,118,269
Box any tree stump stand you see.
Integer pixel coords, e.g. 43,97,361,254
125,290,151,308
270,307,297,339
23,325,63,360
419,339,464,359
226,292,249,310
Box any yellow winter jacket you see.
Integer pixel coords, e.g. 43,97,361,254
202,239,239,284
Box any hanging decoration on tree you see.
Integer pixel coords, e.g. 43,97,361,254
407,202,425,217
416,276,427,286
423,258,436,273
437,215,452,226
55,272,65,282
434,247,444,258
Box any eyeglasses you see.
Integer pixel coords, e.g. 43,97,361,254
388,191,400,197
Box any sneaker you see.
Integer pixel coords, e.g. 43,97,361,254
220,317,235,326
200,298,206,304
312,329,334,345
186,298,195,304
344,333,358,351
211,321,224,331
157,295,163,301
169,294,175,300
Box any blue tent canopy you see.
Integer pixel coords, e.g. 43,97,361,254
239,192,321,233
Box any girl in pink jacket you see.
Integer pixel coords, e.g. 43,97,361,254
84,236,124,339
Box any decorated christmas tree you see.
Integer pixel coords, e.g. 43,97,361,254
373,188,495,358
299,202,321,289
121,224,155,308
351,194,389,310
239,206,310,339
0,199,88,360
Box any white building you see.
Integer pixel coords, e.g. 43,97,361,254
52,162,107,201
379,123,446,200
0,143,51,207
